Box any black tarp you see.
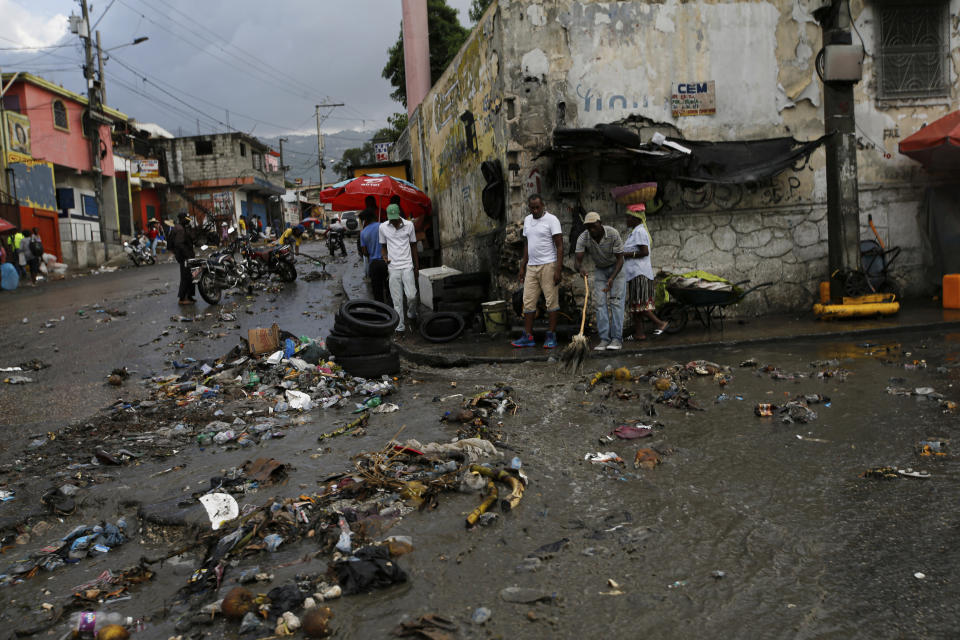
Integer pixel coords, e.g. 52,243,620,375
921,185,960,281
540,126,828,185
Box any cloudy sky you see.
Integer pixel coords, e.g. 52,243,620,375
0,0,474,140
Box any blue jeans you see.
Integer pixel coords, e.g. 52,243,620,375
594,264,625,342
150,237,159,256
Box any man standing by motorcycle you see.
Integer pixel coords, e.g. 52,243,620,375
170,213,196,305
276,224,305,255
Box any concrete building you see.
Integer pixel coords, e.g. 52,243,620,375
161,132,285,232
1,72,127,267
111,121,173,235
400,0,960,314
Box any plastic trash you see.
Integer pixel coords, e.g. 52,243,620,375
335,517,352,553
199,493,239,530
284,338,297,358
471,607,492,624
263,533,284,552
67,611,135,637
286,389,314,411
509,457,522,470
213,430,236,445
754,403,775,416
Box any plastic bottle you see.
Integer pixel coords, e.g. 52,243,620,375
754,403,775,417
67,611,134,638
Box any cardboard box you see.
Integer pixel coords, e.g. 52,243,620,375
248,323,280,355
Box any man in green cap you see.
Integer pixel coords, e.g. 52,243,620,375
379,203,419,333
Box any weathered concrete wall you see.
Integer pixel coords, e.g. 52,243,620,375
408,0,959,312
411,5,507,273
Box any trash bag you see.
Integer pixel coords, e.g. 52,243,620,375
333,545,407,595
1,263,18,291
267,583,305,618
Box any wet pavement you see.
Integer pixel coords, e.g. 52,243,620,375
0,243,959,639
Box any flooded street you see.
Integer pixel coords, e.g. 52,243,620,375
1,246,958,639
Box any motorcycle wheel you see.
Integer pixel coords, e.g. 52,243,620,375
198,272,222,305
249,259,267,279
146,254,156,265
277,262,297,282
130,255,140,267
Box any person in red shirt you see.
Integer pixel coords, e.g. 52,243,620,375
146,220,160,257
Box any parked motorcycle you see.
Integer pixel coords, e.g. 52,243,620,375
123,235,155,266
188,230,248,304
247,241,297,282
326,228,347,258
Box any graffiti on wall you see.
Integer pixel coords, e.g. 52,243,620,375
576,84,651,114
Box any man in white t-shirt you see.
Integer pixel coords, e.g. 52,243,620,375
512,194,563,348
622,204,668,339
379,204,419,332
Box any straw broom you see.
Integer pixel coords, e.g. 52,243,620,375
560,274,590,373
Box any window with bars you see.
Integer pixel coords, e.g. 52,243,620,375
876,0,950,100
52,100,68,130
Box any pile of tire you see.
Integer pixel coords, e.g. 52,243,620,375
326,300,401,377
433,271,490,319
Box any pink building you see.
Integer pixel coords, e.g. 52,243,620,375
1,73,127,266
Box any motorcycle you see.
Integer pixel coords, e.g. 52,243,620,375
123,235,155,266
187,230,248,304
326,228,347,258
247,241,297,282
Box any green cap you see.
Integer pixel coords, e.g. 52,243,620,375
386,204,401,220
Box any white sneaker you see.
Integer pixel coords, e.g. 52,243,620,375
606,339,623,350
594,340,610,351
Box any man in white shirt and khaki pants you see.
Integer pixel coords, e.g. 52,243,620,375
512,194,563,348
379,204,420,333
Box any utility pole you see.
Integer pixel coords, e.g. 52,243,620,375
79,0,108,258
95,31,105,104
278,137,288,185
816,0,863,302
315,103,343,188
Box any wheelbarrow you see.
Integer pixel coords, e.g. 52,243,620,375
659,279,774,333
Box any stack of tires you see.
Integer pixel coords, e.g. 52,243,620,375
433,271,490,320
327,300,401,377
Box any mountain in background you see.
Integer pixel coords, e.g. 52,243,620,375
260,130,375,187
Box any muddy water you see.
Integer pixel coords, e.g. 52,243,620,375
1,255,959,638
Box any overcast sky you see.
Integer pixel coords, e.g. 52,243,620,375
0,0,474,141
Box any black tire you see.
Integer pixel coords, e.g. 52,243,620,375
327,333,392,357
339,300,400,336
277,262,297,282
436,300,480,318
658,302,688,334
130,255,140,267
419,312,466,343
146,254,156,265
249,259,267,279
437,285,487,302
337,347,400,377
331,323,365,338
198,271,222,305
441,272,489,288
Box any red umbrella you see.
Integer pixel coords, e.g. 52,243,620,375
318,174,432,218
0,218,15,234
899,111,960,170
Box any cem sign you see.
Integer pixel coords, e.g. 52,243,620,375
671,81,716,117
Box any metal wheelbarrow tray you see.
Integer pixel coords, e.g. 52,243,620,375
661,280,774,332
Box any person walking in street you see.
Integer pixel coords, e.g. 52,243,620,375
170,213,196,305
512,194,563,349
622,204,668,338
11,228,26,278
238,216,247,237
25,228,43,285
574,211,625,350
379,203,419,333
360,209,389,304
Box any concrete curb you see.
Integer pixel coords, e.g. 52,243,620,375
340,271,958,368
